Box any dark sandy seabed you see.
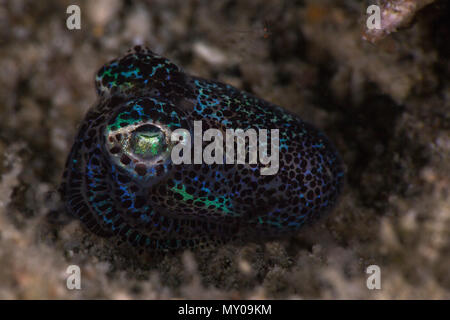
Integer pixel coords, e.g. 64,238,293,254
0,0,448,299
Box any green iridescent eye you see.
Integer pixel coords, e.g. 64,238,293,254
131,125,167,159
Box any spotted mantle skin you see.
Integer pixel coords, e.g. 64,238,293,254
61,46,344,250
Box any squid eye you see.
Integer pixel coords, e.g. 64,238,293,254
103,97,182,184
131,125,167,159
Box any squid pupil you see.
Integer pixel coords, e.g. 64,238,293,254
131,125,165,158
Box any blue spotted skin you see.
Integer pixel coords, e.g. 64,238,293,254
61,46,344,250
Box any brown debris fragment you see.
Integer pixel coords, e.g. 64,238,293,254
363,0,436,43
